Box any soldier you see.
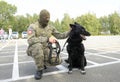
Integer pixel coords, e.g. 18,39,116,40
27,9,70,80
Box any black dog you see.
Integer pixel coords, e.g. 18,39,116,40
65,22,90,74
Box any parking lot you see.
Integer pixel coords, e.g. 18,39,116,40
0,36,120,82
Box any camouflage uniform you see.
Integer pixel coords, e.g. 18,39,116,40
27,9,70,71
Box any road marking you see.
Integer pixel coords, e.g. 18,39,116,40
0,55,14,58
88,52,120,61
56,64,68,71
19,61,34,64
0,69,69,82
1,38,120,81
1,60,120,82
0,63,13,66
12,40,19,80
86,60,120,69
87,60,99,65
0,41,9,51
0,51,15,53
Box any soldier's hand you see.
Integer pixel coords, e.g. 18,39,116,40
49,36,57,43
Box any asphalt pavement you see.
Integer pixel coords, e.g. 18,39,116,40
0,36,120,82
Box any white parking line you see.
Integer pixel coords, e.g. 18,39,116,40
86,60,120,69
89,53,120,61
0,55,14,58
0,41,9,51
0,63,13,66
19,61,34,64
12,40,19,80
87,60,99,65
56,65,68,70
1,52,120,82
1,60,120,82
1,69,69,82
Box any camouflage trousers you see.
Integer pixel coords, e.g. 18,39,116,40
29,43,50,70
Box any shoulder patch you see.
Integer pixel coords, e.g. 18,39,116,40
27,30,33,35
27,24,34,35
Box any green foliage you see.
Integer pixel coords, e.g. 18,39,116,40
13,14,38,34
53,19,61,31
99,16,110,35
108,12,120,35
75,13,101,35
0,1,17,31
60,13,74,32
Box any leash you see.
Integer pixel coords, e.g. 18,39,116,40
61,30,72,51
61,40,67,51
61,38,69,51
48,41,61,65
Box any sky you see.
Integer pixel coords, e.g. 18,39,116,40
3,0,120,21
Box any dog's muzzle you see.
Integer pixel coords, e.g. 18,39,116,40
80,34,86,40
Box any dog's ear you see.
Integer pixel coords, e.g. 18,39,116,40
74,22,77,24
74,22,85,29
74,22,79,25
69,24,75,28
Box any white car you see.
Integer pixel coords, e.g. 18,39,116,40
4,32,8,39
21,31,27,39
12,32,19,39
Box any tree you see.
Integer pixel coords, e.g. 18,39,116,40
60,13,73,32
14,15,28,33
109,12,120,35
99,16,110,35
53,19,61,31
0,1,17,31
26,13,38,24
75,13,101,35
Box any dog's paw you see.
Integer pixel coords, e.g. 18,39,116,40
68,70,72,74
79,69,86,75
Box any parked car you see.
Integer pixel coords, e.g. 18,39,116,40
21,31,27,39
12,31,19,39
4,32,8,39
0,32,8,40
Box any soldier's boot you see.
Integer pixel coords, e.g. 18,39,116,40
44,65,47,69
34,70,43,80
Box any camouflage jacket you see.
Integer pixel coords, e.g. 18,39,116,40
27,22,70,47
